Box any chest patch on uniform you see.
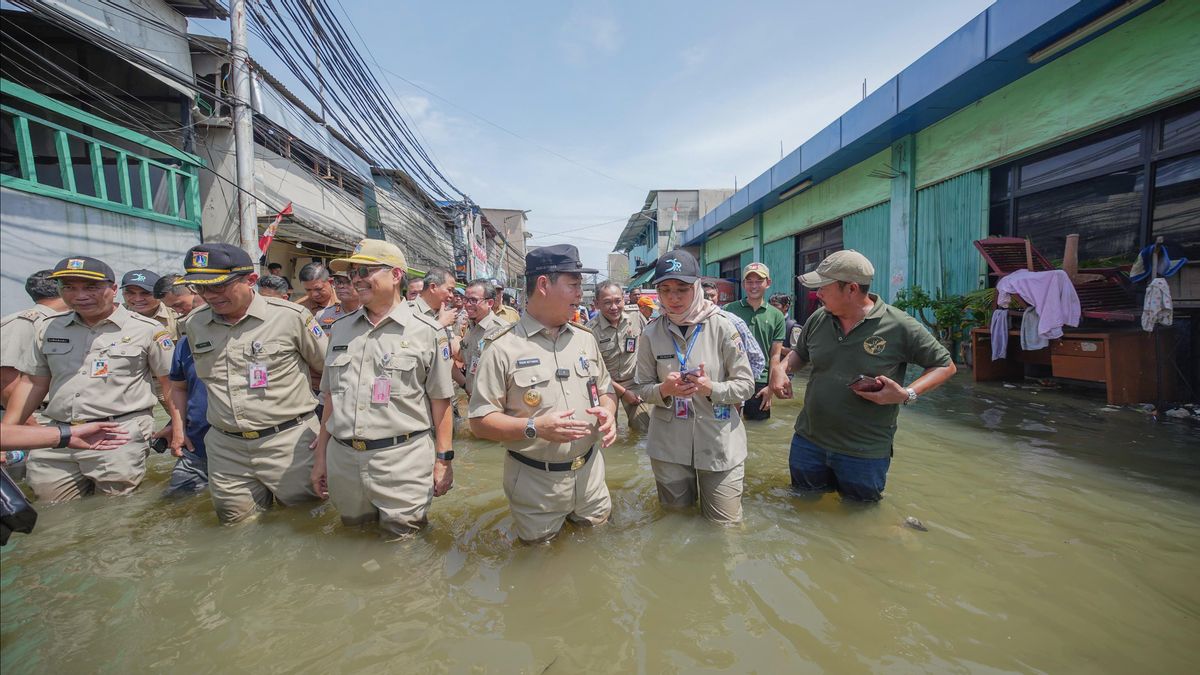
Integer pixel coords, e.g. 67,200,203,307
656,354,675,360
516,358,540,368
47,337,70,343
332,345,348,351
195,341,212,350
863,336,887,355
598,336,612,343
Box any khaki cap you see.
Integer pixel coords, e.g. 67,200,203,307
798,250,874,288
742,261,770,280
330,239,407,272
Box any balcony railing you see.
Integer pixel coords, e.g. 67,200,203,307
1,78,203,230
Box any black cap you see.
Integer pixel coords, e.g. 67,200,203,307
525,244,597,276
181,243,255,285
50,256,115,283
654,249,700,285
121,269,161,292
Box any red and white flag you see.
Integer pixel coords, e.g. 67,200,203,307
259,202,293,255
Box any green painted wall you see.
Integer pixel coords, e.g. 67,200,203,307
762,236,795,299
915,0,1200,187
911,170,989,297
761,148,891,243
842,202,892,300
703,217,754,262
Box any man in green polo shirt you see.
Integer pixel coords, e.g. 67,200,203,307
770,250,956,501
723,262,785,420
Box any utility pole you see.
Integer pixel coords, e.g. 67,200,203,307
230,0,259,268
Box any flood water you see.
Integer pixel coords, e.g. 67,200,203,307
2,374,1199,674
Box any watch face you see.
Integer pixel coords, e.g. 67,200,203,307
524,421,537,438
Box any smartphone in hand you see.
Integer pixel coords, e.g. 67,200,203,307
847,374,884,393
680,367,702,383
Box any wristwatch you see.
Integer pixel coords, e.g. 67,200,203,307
524,417,538,439
436,450,455,461
903,387,918,405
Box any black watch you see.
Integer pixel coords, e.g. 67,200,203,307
524,417,537,439
436,450,455,461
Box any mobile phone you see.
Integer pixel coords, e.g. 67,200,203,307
847,374,884,393
680,367,702,382
151,437,169,454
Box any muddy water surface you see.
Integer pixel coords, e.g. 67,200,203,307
2,374,1199,673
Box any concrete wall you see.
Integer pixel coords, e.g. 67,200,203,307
1,188,200,314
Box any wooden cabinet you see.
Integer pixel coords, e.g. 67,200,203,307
971,327,1174,405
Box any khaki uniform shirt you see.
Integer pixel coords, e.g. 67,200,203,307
152,302,180,340
409,295,436,319
460,311,504,394
320,302,454,440
633,313,755,471
587,309,646,384
469,315,612,463
182,294,327,432
20,305,172,423
315,303,354,337
1,304,60,370
495,304,520,324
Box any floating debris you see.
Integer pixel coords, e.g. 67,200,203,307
903,516,928,532
1165,408,1191,419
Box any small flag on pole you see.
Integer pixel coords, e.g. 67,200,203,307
259,202,293,255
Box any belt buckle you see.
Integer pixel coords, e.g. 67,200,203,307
243,430,260,439
571,454,585,471
352,439,367,451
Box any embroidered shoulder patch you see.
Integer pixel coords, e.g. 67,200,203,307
154,330,174,351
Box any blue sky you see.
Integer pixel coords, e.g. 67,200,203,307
202,0,993,272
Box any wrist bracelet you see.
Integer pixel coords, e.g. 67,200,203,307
55,423,72,448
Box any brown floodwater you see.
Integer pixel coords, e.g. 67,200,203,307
2,373,1199,673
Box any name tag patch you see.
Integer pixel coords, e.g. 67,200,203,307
194,341,212,350
656,354,675,360
332,345,348,351
47,337,70,343
516,358,540,368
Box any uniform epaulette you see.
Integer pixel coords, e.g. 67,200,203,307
483,321,517,343
264,296,306,313
569,321,592,334
18,309,42,321
331,308,360,325
411,311,443,333
127,312,161,327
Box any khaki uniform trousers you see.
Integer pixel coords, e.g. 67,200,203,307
615,380,650,433
502,449,611,543
650,458,745,525
327,433,434,538
204,415,319,523
25,412,153,502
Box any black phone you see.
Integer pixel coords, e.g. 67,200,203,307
151,437,169,454
680,367,702,382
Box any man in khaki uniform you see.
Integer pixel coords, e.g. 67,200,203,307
454,278,504,396
469,244,618,543
180,243,327,523
311,240,455,538
1,270,67,410
588,280,651,432
314,269,362,337
122,269,180,339
490,279,520,324
410,267,459,328
633,250,755,523
3,257,183,501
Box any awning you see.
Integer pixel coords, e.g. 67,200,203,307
628,265,656,288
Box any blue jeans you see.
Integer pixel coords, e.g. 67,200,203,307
165,449,209,496
788,434,891,502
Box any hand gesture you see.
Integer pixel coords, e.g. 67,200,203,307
851,375,908,405
660,371,698,399
69,422,131,450
688,363,713,398
433,459,453,496
769,365,793,399
587,406,617,447
310,458,328,500
535,410,592,443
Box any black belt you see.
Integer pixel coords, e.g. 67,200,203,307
59,408,152,425
508,446,594,472
218,412,314,440
336,428,429,451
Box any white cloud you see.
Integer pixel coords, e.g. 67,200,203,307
559,8,621,64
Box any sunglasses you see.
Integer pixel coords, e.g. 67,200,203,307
346,265,390,278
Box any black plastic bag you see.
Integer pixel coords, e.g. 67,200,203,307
1,466,37,546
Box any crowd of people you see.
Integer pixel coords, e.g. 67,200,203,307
0,238,955,544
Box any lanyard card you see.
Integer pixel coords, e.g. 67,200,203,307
248,362,268,389
587,377,601,407
371,375,391,403
90,358,110,378
624,336,636,353
674,396,692,420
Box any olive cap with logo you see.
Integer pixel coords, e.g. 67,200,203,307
50,256,115,282
798,249,875,288
121,268,161,292
525,244,597,275
653,248,700,285
742,261,770,280
181,243,255,285
330,239,407,272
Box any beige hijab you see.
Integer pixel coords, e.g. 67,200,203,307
663,280,720,326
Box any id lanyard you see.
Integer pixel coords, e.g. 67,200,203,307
672,323,704,374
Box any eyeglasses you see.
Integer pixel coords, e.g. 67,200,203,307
463,296,494,305
331,276,354,285
346,265,390,278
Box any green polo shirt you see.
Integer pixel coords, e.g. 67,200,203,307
723,298,785,382
794,294,951,459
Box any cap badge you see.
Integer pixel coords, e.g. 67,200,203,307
666,258,682,272
131,273,146,282
523,389,542,406
191,251,209,267
67,258,85,269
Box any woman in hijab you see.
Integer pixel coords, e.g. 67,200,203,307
632,249,755,523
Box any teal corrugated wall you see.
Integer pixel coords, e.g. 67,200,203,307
842,202,892,300
705,262,720,278
762,237,795,298
913,170,988,297
737,250,755,299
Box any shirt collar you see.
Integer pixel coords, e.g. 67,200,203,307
596,312,623,331
519,312,571,339
67,304,129,328
411,296,434,316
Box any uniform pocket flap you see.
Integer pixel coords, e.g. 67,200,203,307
108,345,142,357
43,341,74,355
245,342,283,357
382,355,418,371
513,369,550,387
325,352,352,367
